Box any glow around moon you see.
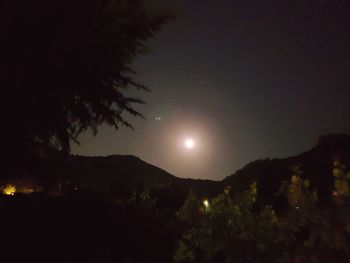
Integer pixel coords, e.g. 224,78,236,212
184,138,195,149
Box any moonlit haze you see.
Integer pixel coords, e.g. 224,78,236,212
72,0,350,180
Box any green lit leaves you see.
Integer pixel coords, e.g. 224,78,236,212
175,164,350,263
334,179,349,196
333,160,350,198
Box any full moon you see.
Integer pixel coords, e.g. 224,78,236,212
184,138,195,149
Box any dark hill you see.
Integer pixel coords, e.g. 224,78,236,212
3,134,350,210
54,154,222,210
222,134,350,207
67,154,221,194
54,134,350,209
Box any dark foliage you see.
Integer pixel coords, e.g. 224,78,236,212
0,193,178,263
0,0,169,167
223,134,350,209
2,135,350,262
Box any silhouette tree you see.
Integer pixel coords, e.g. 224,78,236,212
1,0,169,161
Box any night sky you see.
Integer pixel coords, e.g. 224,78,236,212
72,0,350,180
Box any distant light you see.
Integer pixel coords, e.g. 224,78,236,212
154,116,161,121
203,199,209,209
23,188,34,194
3,184,16,196
185,139,195,149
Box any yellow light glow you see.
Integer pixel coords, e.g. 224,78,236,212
3,184,16,196
23,188,34,194
203,199,209,208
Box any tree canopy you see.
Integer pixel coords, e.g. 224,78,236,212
1,0,169,158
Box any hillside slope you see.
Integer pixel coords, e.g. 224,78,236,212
3,134,350,210
222,134,350,206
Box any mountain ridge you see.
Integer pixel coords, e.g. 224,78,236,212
3,134,350,210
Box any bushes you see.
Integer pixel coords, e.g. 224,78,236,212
174,162,350,262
